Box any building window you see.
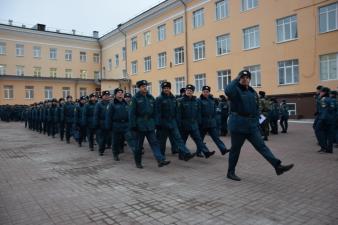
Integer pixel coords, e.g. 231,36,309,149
278,59,299,85
131,37,138,51
65,69,72,78
244,65,261,87
144,56,152,72
277,15,298,42
286,103,297,116
0,64,6,75
319,2,338,33
25,86,34,99
195,74,206,92
80,52,87,62
122,47,126,61
193,8,205,28
132,85,138,95
144,31,151,47
241,0,258,11
65,50,72,61
216,0,229,20
44,87,53,99
33,67,41,77
62,87,70,99
108,59,112,71
174,47,184,65
243,25,260,50
115,54,119,66
175,76,186,95
0,42,6,55
4,85,14,99
80,70,87,79
80,88,87,97
33,46,41,58
217,70,231,91
320,53,338,81
16,44,24,57
94,71,100,80
174,17,184,35
193,41,206,61
158,24,166,41
49,48,57,59
49,68,57,78
131,61,138,75
158,52,167,69
93,53,100,63
146,82,152,94
216,34,231,55
16,65,24,76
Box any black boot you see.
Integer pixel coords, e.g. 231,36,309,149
275,164,294,175
227,172,241,181
221,148,230,155
204,151,215,158
158,160,170,167
134,155,143,169
113,154,120,161
183,153,195,161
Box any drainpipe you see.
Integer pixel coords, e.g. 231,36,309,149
179,0,189,84
118,24,130,91
98,39,103,91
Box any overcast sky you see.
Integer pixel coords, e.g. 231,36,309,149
0,0,165,37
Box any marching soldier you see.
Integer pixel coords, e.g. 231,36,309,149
129,80,170,168
279,100,289,133
74,96,87,147
198,86,229,155
155,81,195,161
57,98,65,141
219,95,230,136
177,84,215,158
269,98,280,134
224,70,293,181
83,93,97,151
259,91,270,141
64,96,75,143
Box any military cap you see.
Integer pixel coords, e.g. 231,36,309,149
124,93,132,98
52,98,58,102
66,95,73,99
320,87,330,94
330,90,337,96
259,91,266,96
98,95,102,99
39,101,44,105
59,98,65,102
114,88,124,95
89,93,96,98
316,85,323,90
136,80,148,87
102,90,110,96
180,88,186,94
186,84,195,92
202,86,211,92
80,96,87,101
238,70,251,79
161,81,171,89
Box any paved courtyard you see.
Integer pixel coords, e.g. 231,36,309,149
0,122,337,225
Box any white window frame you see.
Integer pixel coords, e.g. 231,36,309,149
193,41,206,61
131,37,138,51
244,65,261,87
174,47,184,65
49,68,57,78
158,24,166,41
4,85,14,99
94,71,100,80
80,70,87,79
0,42,6,55
158,52,167,69
65,50,72,61
241,0,258,12
319,2,338,33
174,17,184,35
144,31,151,47
194,73,206,92
278,59,299,85
33,67,41,77
217,34,231,55
25,86,34,99
80,52,87,62
131,61,138,75
122,47,126,61
33,46,41,58
44,87,53,100
115,54,119,66
193,8,205,28
175,76,186,95
243,25,260,50
276,15,298,43
216,0,229,20
16,44,24,57
217,70,231,91
0,64,6,75
286,103,297,116
62,87,70,99
144,56,152,72
49,48,57,60
320,53,338,81
16,65,24,76
93,53,100,63
65,69,72,78
132,85,138,95
79,88,87,97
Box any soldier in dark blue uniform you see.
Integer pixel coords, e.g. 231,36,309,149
106,88,136,161
48,99,59,138
155,81,195,161
330,91,338,147
129,80,170,168
94,91,111,156
64,96,75,143
218,95,229,136
57,98,65,141
198,86,229,155
124,93,132,105
316,87,336,154
83,93,97,151
42,101,48,134
313,85,323,144
225,70,294,181
177,84,215,158
269,98,280,134
74,96,87,147
279,100,289,133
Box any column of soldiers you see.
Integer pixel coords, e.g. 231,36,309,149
0,105,27,122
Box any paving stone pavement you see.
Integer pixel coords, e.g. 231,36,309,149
0,122,337,225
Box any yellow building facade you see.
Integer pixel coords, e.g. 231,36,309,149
1,0,338,118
